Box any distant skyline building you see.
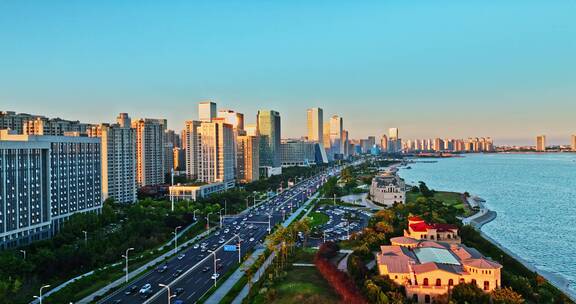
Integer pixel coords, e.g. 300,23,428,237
88,113,137,204
257,110,281,168
0,131,102,248
329,115,344,158
306,107,323,143
572,135,576,152
280,138,317,167
198,101,217,122
536,135,546,152
132,118,166,187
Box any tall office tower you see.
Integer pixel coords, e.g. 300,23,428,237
217,109,244,131
572,135,576,152
257,110,281,168
173,147,186,171
245,123,258,137
388,128,399,139
184,120,201,179
381,135,388,151
180,129,187,152
0,131,102,247
237,135,260,182
306,108,323,143
132,118,166,187
87,113,137,204
323,122,331,150
329,115,344,158
536,135,546,152
164,141,174,176
342,130,349,157
199,101,217,122
0,111,44,134
197,119,235,186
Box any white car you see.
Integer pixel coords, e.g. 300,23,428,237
224,229,230,233
218,239,225,244
178,254,186,260
211,273,220,280
249,237,254,242
139,283,152,294
193,244,200,249
233,221,237,225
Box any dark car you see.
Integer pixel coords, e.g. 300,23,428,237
124,285,138,295
173,269,183,277
202,266,210,272
174,287,185,295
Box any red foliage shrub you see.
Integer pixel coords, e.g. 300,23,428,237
314,253,366,304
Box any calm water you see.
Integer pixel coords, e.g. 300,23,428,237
399,153,576,294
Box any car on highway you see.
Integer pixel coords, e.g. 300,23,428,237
193,244,200,249
173,269,183,277
156,264,168,272
177,253,186,260
174,287,185,296
124,285,138,295
249,237,254,242
202,266,210,272
218,238,225,244
211,273,220,280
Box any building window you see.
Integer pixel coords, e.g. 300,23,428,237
484,281,490,291
423,278,429,286
425,295,431,303
448,279,454,286
436,279,441,286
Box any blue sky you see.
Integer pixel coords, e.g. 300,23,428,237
1,0,575,145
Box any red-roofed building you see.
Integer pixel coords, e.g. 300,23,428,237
405,216,460,244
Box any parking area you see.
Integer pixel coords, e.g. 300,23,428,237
306,205,371,247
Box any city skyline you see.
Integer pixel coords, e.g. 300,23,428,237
1,1,576,145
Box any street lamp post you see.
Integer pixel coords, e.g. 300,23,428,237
219,208,224,228
170,168,175,212
209,250,221,287
122,248,134,283
193,209,198,221
159,283,175,304
82,230,87,246
34,284,50,304
20,249,26,260
173,226,182,255
267,213,272,234
235,234,242,263
206,212,213,231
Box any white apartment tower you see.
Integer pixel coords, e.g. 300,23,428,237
0,131,102,248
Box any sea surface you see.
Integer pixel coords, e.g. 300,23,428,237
398,153,576,295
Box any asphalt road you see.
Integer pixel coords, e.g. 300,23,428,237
97,170,334,304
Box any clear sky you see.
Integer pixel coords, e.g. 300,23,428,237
1,0,575,145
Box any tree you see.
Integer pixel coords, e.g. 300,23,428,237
318,241,340,259
491,287,525,304
418,181,434,198
451,283,490,304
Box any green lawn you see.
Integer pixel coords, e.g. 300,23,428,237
307,211,329,228
252,263,339,304
406,191,472,216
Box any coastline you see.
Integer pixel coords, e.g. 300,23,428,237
462,195,576,301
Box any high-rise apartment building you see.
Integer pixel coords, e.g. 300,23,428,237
381,135,388,152
0,111,43,134
536,135,546,152
132,118,166,187
245,124,258,137
0,131,102,248
23,117,93,136
280,139,318,166
306,108,323,143
173,147,185,171
217,110,244,131
572,135,576,152
323,122,331,151
87,113,137,204
184,120,201,179
237,135,260,182
389,128,399,139
257,110,281,168
199,101,217,122
197,119,235,187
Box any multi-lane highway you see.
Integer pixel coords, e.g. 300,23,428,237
98,169,337,304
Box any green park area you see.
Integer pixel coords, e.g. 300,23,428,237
250,249,339,304
307,211,330,228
